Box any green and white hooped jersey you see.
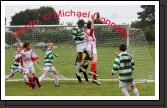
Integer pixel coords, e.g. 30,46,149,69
11,52,20,69
112,51,135,83
44,48,56,67
71,27,85,44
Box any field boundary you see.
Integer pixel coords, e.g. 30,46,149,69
6,78,155,83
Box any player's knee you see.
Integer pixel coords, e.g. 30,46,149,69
43,71,48,76
77,52,82,62
131,84,136,89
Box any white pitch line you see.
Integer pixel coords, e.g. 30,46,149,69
6,79,155,83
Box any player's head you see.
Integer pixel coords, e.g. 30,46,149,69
77,19,85,28
47,42,55,49
87,21,92,29
23,41,31,50
12,43,21,52
119,43,127,51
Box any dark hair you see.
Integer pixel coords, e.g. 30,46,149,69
119,43,127,51
87,21,91,29
77,19,85,27
23,41,30,48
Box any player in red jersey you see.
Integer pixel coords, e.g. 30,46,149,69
16,41,41,89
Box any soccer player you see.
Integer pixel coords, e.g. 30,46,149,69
39,42,60,87
5,43,28,83
84,14,101,85
16,41,41,89
72,19,91,83
75,52,89,82
112,43,139,96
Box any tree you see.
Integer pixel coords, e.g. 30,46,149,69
10,6,59,25
137,5,155,25
131,5,155,41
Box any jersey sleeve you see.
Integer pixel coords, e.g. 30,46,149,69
31,50,38,62
131,56,135,71
112,55,120,74
71,28,78,39
15,53,22,62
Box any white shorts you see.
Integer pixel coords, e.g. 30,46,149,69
76,42,87,52
119,80,135,89
11,68,22,74
22,66,35,74
43,66,56,72
87,43,97,56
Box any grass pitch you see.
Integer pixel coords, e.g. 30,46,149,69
6,80,154,96
5,43,155,96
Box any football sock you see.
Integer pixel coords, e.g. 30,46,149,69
34,77,41,86
54,75,59,86
39,74,46,82
133,88,139,96
23,74,28,83
76,62,81,72
121,88,130,96
90,62,97,80
90,62,96,72
5,75,10,80
75,73,82,83
28,77,35,88
93,71,97,80
83,72,88,82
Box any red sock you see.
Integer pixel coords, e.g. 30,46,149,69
90,62,97,80
90,62,96,72
93,71,97,80
28,78,35,87
34,77,40,86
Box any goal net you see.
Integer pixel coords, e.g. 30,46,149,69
5,24,155,82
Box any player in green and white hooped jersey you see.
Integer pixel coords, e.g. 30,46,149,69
112,44,139,96
5,43,28,83
72,19,91,83
39,42,60,87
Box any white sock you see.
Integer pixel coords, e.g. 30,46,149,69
5,75,10,80
76,62,81,72
133,88,139,96
23,74,28,83
39,74,46,82
121,88,130,96
54,75,59,86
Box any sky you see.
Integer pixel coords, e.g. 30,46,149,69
5,5,143,26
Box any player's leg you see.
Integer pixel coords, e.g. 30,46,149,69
22,72,29,84
5,69,17,80
75,52,82,83
119,81,130,96
39,66,49,82
130,83,139,96
27,72,36,89
82,64,89,82
89,44,98,77
51,66,59,87
30,66,41,88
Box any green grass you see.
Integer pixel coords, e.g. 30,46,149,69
6,80,155,96
5,43,155,96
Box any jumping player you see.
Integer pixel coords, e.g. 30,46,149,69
39,42,60,87
112,43,139,96
16,41,41,89
5,43,28,83
72,19,91,83
85,14,101,85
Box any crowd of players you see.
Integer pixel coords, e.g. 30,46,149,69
5,14,139,96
